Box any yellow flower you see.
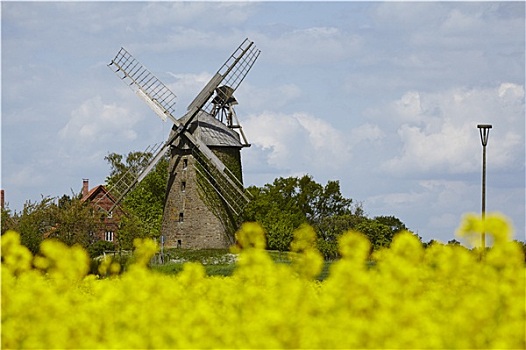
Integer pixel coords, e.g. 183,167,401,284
132,237,159,267
232,222,266,252
456,212,513,248
1,230,33,275
1,213,524,349
337,230,370,263
289,224,323,279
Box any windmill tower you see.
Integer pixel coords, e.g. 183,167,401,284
106,39,260,249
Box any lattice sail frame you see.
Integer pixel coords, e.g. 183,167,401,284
198,39,260,117
109,48,177,123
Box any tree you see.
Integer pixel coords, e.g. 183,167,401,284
374,216,408,234
104,151,169,241
355,219,394,251
512,240,526,262
355,216,415,251
1,206,16,235
4,197,56,254
105,152,153,188
242,180,304,251
49,195,98,248
315,213,367,259
263,207,300,252
241,175,364,253
447,239,461,245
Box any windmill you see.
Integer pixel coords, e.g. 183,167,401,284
105,38,260,248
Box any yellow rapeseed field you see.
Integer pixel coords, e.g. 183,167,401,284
2,213,525,349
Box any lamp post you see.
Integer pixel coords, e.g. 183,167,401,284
477,124,492,249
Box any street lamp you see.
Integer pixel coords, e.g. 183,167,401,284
477,124,492,249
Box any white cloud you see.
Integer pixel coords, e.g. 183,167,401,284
59,96,142,145
380,83,524,175
243,112,352,173
349,123,385,145
137,2,255,30
166,72,212,110
256,26,363,65
441,8,484,33
498,83,525,100
373,2,446,30
6,164,47,188
368,190,429,208
237,83,302,111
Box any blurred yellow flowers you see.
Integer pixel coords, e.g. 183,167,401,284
2,213,524,349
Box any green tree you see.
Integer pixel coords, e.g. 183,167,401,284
241,175,362,253
104,150,169,242
1,206,16,235
2,194,103,253
264,207,300,251
50,195,98,248
355,219,394,251
6,197,56,254
374,215,408,234
447,239,461,245
242,181,304,251
355,216,414,251
117,213,150,251
315,213,367,259
512,240,526,262
105,152,153,188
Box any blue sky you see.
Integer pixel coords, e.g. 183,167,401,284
2,1,525,243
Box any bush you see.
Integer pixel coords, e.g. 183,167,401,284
86,240,115,258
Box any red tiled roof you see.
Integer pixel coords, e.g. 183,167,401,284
81,185,117,204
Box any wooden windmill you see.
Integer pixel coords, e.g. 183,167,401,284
106,39,260,248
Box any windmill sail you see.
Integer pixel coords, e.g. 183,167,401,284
106,142,168,213
92,142,167,213
186,38,261,118
107,39,259,214
109,47,178,124
191,147,250,216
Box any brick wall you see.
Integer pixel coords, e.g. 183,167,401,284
161,146,241,249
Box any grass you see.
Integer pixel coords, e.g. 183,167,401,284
153,263,236,277
151,249,333,280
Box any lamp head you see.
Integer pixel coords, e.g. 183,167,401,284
477,124,492,146
477,124,492,130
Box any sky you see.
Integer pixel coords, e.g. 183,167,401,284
2,1,525,244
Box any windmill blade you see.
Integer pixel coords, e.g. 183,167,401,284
186,38,261,117
94,142,169,213
109,48,178,124
176,120,252,207
191,147,252,215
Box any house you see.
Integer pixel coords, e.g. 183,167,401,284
81,179,123,244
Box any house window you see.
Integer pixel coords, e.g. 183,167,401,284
181,181,186,192
183,158,188,170
105,231,114,242
179,212,184,222
177,239,182,248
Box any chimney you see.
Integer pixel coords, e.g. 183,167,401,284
1,189,4,209
82,179,89,197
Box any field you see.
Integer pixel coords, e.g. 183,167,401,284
2,213,525,349
152,249,333,280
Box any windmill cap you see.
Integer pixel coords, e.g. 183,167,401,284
179,111,243,148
